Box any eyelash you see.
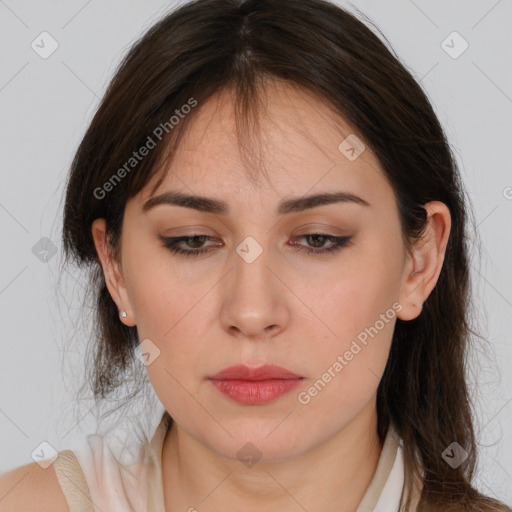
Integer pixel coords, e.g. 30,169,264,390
159,233,352,258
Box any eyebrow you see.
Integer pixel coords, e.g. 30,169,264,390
142,190,370,215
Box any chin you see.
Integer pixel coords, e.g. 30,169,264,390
199,423,311,465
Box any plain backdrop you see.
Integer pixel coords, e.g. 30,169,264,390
0,0,511,505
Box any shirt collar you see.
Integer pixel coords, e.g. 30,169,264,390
147,411,408,512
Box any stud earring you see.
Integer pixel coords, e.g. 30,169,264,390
120,310,127,318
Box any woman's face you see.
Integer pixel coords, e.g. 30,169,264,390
94,81,422,463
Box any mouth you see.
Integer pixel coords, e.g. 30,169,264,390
207,364,304,405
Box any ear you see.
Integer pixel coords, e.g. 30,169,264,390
91,218,136,327
397,201,451,321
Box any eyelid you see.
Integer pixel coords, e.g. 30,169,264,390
292,222,350,235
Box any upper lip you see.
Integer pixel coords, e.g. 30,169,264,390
208,364,303,381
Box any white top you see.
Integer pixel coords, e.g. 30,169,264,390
52,411,422,512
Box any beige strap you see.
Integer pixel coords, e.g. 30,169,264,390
147,412,173,512
53,449,95,512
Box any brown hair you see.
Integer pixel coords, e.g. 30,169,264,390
60,0,510,510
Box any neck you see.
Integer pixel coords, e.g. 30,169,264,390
160,402,384,512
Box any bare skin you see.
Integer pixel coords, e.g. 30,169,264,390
92,80,451,512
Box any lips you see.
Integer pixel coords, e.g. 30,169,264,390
209,364,303,381
207,364,304,405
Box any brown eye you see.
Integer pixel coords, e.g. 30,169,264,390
159,233,352,259
159,235,220,258
290,234,352,255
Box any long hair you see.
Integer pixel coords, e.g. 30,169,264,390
60,1,510,510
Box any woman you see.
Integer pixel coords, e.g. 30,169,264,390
1,0,509,510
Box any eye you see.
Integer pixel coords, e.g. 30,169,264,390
159,233,352,258
159,235,220,258
290,233,352,255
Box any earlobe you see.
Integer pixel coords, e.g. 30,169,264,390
91,218,136,326
396,248,427,321
397,201,451,322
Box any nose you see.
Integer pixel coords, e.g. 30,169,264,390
219,244,290,341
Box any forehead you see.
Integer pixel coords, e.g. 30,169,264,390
135,81,392,212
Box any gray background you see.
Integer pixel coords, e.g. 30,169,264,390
0,0,511,505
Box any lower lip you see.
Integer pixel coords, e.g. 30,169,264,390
208,378,303,405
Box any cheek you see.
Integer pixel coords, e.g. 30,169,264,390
124,256,212,374
307,250,401,389
124,245,190,332
299,291,396,416
331,234,403,331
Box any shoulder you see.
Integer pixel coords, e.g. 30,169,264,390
0,460,69,512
